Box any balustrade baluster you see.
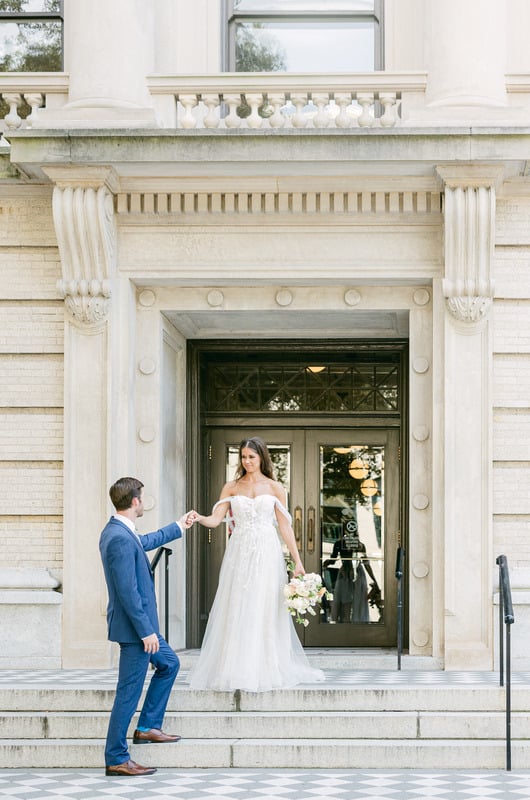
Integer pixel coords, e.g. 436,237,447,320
291,93,309,128
334,92,354,128
203,93,220,128
312,93,331,128
24,93,44,128
245,92,264,129
356,93,375,127
268,93,286,128
3,93,23,129
379,93,397,127
178,94,198,129
223,93,242,128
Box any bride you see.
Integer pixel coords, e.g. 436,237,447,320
188,436,324,692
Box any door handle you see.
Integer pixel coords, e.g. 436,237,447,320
307,505,315,553
294,506,303,548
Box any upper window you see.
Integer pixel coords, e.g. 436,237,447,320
226,0,384,72
0,0,63,72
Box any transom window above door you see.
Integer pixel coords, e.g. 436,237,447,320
226,0,384,72
203,357,401,415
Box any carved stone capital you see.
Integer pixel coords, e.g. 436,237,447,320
444,295,492,323
46,169,117,325
57,278,112,325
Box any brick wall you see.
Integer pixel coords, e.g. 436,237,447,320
493,199,530,568
0,187,64,572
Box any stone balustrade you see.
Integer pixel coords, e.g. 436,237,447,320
0,72,427,132
0,73,69,130
148,73,429,130
3,71,530,132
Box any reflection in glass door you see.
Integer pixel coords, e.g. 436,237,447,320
320,444,385,626
207,428,399,647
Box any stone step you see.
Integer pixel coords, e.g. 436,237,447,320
1,709,527,740
0,738,518,770
0,684,525,712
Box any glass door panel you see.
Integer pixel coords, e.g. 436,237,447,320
304,429,399,647
320,444,384,625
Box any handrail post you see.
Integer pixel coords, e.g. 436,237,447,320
150,546,173,645
395,546,404,671
498,565,504,687
164,547,173,643
506,621,512,772
495,554,515,772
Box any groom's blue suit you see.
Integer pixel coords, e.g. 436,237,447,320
99,516,183,767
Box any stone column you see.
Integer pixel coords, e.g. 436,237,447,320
436,165,504,669
425,0,507,109
41,0,156,127
44,165,118,667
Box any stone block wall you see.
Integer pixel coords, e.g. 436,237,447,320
493,197,530,666
0,186,64,575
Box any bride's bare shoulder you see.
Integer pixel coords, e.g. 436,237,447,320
270,480,286,501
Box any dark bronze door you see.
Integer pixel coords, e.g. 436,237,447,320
205,427,400,647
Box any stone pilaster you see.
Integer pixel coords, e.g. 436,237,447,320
436,165,503,669
44,166,118,666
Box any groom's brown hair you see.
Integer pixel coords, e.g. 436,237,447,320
109,477,144,511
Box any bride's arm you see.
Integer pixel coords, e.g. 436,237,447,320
274,485,305,577
195,485,232,528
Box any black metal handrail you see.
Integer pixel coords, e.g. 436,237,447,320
395,546,405,671
496,554,515,771
150,546,173,644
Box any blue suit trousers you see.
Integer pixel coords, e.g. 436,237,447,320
104,635,180,766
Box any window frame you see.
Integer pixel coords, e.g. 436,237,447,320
223,0,384,73
0,1,64,71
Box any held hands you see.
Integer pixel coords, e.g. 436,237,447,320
179,510,199,529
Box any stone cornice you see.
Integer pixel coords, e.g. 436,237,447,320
7,129,530,184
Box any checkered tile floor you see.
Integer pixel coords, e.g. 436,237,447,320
0,769,529,800
1,669,530,687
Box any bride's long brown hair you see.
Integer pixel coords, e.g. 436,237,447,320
235,437,275,481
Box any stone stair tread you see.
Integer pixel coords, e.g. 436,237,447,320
0,737,517,770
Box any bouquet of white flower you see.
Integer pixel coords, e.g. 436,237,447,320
283,571,327,627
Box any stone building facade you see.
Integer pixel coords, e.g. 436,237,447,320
1,0,530,670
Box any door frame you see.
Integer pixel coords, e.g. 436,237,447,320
186,338,408,648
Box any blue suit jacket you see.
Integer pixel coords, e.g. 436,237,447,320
99,516,182,643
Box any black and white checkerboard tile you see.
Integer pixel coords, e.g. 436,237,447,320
0,769,529,800
1,669,530,687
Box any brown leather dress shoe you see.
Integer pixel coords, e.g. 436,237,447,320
105,759,157,776
133,727,182,744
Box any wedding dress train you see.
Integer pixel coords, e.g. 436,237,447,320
188,494,325,692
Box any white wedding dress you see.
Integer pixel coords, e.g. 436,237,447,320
188,494,325,692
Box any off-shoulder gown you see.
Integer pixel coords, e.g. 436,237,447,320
188,494,324,692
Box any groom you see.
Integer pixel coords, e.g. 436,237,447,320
99,476,196,777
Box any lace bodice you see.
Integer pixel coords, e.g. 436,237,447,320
213,494,292,530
